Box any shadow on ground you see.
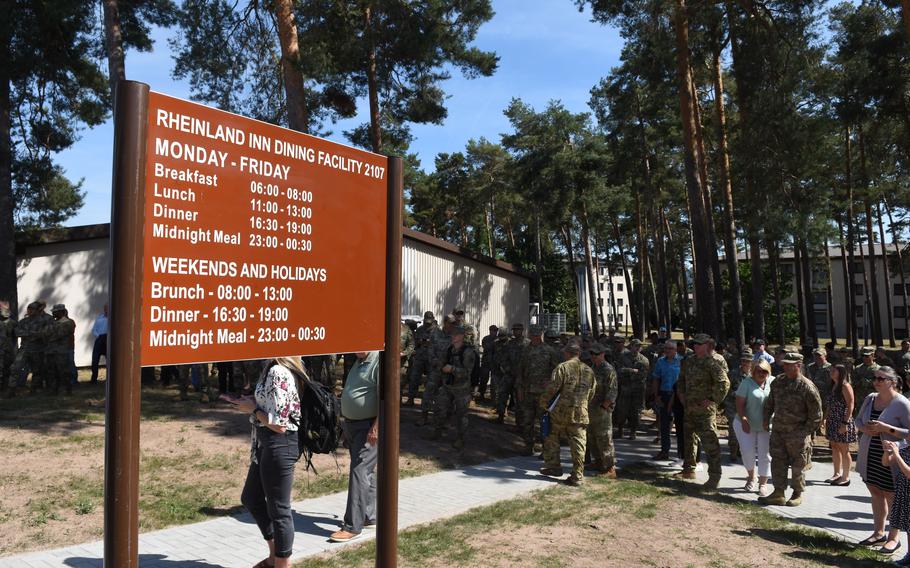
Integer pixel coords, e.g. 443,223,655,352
64,555,223,568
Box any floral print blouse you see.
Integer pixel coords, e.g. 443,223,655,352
249,362,302,463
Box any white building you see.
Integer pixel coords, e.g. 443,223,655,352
15,224,530,366
574,263,634,333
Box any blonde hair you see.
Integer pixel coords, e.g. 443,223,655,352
752,359,773,377
273,357,309,394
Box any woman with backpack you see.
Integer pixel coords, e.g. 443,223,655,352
229,357,304,568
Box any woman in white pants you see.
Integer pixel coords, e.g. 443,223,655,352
733,359,774,496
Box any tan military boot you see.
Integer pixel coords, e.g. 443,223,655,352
758,488,788,506
702,476,721,491
786,491,803,506
673,469,696,480
601,467,617,479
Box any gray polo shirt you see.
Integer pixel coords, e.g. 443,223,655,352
341,351,380,420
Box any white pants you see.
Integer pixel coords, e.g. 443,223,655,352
733,417,771,478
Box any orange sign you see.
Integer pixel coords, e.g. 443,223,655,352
140,92,388,366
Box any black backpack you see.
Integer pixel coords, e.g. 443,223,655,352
271,362,341,474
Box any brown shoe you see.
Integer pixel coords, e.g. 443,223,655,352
673,470,696,480
539,467,563,477
328,529,363,543
601,467,617,479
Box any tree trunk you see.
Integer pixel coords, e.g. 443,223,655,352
534,213,543,304
362,5,382,152
823,241,837,344
769,243,785,345
858,124,883,344
799,239,818,346
613,220,637,335
654,208,672,331
592,240,607,332
673,0,718,337
665,214,691,333
274,0,308,132
877,200,896,347
749,233,765,340
605,247,619,330
902,0,910,39
712,49,744,348
837,217,854,349
0,54,15,318
634,187,647,338
101,0,126,101
579,206,600,336
884,196,910,336
859,233,874,345
845,125,860,357
487,189,496,259
794,242,807,345
561,225,578,295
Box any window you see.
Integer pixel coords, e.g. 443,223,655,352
854,284,865,296
618,298,624,307
617,283,624,292
812,268,828,290
854,305,864,318
897,329,908,340
896,306,907,319
780,263,795,276
616,313,624,322
812,292,827,306
895,283,910,297
599,282,604,291
852,262,865,273
814,311,828,335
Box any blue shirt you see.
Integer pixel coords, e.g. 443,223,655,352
92,314,109,337
651,354,682,391
753,351,774,365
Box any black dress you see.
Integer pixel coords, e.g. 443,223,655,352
866,407,896,492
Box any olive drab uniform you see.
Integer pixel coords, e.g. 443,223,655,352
806,360,832,428
0,312,15,391
13,308,51,391
517,341,561,449
678,353,730,480
852,361,880,416
540,357,596,482
420,327,452,421
588,359,618,471
613,350,650,437
478,330,498,399
763,372,822,495
399,322,415,392
496,334,529,422
406,319,437,402
45,314,75,395
433,343,476,445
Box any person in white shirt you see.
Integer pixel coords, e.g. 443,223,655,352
90,304,108,383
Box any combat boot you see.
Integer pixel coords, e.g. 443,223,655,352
495,413,505,424
758,488,788,506
404,397,415,407
539,467,563,477
673,469,696,480
616,427,624,439
786,491,803,507
702,476,720,491
521,443,534,457
564,475,582,487
601,467,617,479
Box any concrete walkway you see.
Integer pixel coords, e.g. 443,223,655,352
1,420,881,567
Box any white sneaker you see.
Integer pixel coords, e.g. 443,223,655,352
758,484,771,497
744,480,756,492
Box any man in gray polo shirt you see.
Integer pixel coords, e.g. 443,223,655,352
330,351,380,543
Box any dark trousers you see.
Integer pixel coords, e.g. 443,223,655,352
241,428,298,558
216,362,235,393
672,393,688,460
658,390,675,454
91,334,107,382
342,418,378,534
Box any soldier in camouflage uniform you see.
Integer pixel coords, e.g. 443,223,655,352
398,321,415,397
608,336,625,367
723,348,753,461
545,329,562,349
806,347,832,427
758,350,823,507
12,301,51,394
431,325,476,449
453,308,477,348
516,325,561,455
642,333,661,367
45,304,76,395
417,314,455,426
676,333,730,489
853,346,880,416
477,325,498,401
587,343,618,477
495,323,528,424
405,312,437,406
0,306,15,393
896,339,910,391
614,339,650,440
539,342,596,486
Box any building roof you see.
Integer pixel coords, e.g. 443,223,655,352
16,223,531,279
723,243,901,262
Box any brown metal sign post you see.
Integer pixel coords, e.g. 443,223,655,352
377,156,403,567
105,80,149,567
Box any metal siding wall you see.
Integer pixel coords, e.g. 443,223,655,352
401,238,529,331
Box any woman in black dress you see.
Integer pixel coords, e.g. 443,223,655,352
824,364,856,485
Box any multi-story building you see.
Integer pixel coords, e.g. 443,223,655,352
574,263,634,333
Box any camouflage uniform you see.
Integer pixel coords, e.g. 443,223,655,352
540,357,596,482
763,369,823,496
678,346,730,480
898,348,910,386
806,360,832,416
420,325,452,422
0,310,15,391
433,341,476,445
852,358,880,415
45,309,76,395
12,306,51,391
478,329,498,399
613,347,650,437
399,322,415,392
588,357,618,471
516,337,561,450
496,330,529,421
406,318,437,402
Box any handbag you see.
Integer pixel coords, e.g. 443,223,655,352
540,393,561,442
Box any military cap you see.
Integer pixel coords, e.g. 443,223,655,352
753,338,766,346
423,310,435,318
453,307,465,315
812,347,827,357
861,346,876,356
628,338,642,347
528,324,544,336
497,329,509,338
443,314,457,324
781,350,803,363
659,326,668,332
544,329,559,339
692,333,713,345
613,336,626,343
451,324,467,335
51,303,67,312
511,322,525,329
740,347,754,361
27,301,41,310
589,342,607,355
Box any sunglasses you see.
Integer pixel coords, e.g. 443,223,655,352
754,369,770,376
873,376,891,382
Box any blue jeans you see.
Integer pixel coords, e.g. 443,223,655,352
659,391,674,454
241,428,299,558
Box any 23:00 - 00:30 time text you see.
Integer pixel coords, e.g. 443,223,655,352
256,326,326,342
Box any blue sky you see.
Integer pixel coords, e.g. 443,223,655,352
59,1,623,226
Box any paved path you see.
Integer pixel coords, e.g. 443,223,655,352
1,420,878,567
